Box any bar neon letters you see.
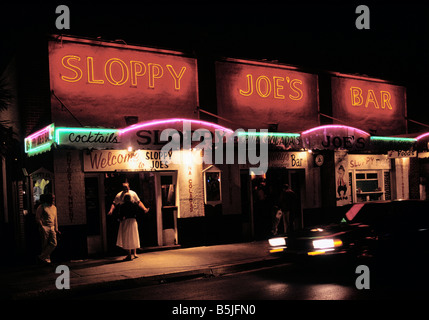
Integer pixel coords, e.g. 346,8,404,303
60,55,187,90
350,86,393,110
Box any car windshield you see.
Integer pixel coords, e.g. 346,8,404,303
343,202,393,225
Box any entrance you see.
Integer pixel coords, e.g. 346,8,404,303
156,172,178,246
250,168,304,240
84,171,178,255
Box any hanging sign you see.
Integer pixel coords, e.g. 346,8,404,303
24,124,55,156
387,150,417,158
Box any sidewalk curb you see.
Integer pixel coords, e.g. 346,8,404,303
12,256,288,300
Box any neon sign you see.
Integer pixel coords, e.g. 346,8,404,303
331,76,406,136
24,124,55,156
119,118,234,135
48,37,199,128
61,55,187,90
238,74,303,100
350,87,392,110
215,60,319,133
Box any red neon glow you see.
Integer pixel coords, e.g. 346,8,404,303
301,125,370,136
215,61,319,132
331,76,406,136
349,86,393,110
119,118,234,134
49,39,199,128
59,54,188,90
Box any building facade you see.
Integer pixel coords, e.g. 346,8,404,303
17,35,427,261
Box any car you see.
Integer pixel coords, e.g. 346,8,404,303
268,200,429,262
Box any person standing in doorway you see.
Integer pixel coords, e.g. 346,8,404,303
108,182,149,260
116,194,141,261
272,184,298,235
36,193,60,264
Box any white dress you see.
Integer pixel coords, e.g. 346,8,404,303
116,218,140,250
114,191,141,250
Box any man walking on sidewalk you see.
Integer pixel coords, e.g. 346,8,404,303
36,193,60,264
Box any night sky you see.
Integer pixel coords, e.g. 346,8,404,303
1,1,429,129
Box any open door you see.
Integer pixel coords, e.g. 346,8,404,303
155,172,178,246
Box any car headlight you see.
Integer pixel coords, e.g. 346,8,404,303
312,238,343,250
269,237,286,247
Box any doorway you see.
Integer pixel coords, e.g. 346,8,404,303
250,168,304,240
156,172,178,246
85,170,178,255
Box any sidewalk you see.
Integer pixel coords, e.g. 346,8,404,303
0,241,283,300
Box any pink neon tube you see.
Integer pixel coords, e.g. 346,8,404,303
119,118,234,134
25,125,52,140
416,132,429,141
301,125,370,136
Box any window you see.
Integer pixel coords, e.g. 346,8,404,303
356,171,380,193
355,170,384,203
204,171,221,204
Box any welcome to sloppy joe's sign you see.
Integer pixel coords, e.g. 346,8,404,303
48,37,198,128
83,149,182,172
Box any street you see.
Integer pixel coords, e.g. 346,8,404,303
75,258,429,300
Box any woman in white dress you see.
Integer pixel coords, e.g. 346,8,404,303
108,182,149,261
116,194,142,260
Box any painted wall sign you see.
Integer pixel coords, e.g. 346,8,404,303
83,149,182,172
348,154,391,170
119,118,233,150
215,60,319,132
239,132,302,150
268,152,307,168
335,151,352,206
48,37,198,127
387,150,417,158
301,125,370,151
55,127,120,149
331,76,406,136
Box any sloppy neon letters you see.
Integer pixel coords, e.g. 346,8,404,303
350,86,392,110
239,74,303,100
60,55,187,90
